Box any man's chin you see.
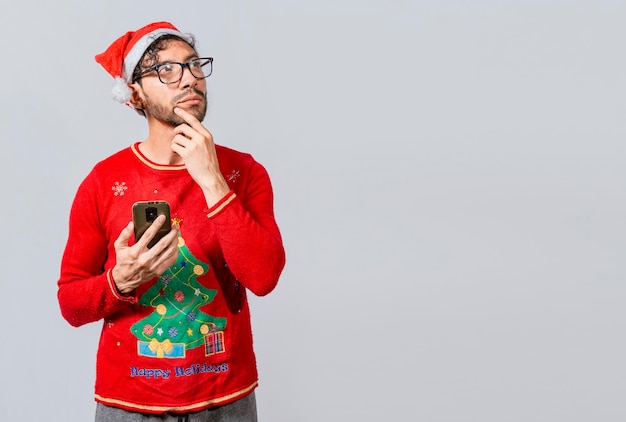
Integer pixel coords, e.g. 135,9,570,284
175,106,207,124
164,110,206,126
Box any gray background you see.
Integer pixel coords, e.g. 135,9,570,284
1,0,625,421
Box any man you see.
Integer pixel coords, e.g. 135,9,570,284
57,21,286,421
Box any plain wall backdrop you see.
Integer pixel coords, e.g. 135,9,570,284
1,1,625,420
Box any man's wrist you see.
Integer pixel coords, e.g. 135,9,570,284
107,268,136,302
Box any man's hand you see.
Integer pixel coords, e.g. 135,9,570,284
111,215,179,295
171,107,231,207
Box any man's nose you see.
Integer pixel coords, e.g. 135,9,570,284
179,64,198,89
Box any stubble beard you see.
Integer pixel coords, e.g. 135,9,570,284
145,88,207,126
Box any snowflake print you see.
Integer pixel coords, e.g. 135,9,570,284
111,181,128,196
227,170,240,183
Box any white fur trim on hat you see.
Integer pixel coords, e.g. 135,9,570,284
111,77,132,103
121,29,193,82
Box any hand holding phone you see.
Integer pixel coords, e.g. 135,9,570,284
132,201,172,248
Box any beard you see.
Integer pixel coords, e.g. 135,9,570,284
144,88,207,126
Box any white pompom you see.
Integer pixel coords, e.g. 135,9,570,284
111,77,132,103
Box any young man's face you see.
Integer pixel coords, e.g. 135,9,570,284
136,39,208,126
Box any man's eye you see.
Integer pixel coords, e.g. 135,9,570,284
159,63,175,74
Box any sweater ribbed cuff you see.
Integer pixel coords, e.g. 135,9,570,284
206,191,237,219
107,269,137,303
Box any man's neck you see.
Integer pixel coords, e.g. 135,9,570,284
139,122,183,165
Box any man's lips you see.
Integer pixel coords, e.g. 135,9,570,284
177,96,203,106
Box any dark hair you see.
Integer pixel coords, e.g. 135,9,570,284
131,33,197,83
131,33,197,117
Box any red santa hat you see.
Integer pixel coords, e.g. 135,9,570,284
95,21,193,104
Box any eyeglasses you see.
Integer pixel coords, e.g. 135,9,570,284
135,57,213,84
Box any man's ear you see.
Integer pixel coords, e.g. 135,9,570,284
128,82,146,111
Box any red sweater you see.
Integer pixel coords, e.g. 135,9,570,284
57,143,285,414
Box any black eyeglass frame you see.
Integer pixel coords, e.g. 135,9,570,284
134,57,213,84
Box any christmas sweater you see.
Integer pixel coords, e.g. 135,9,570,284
57,142,285,414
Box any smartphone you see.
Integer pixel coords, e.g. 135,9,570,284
132,201,171,248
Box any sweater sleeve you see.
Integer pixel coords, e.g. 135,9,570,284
57,170,135,327
207,160,286,296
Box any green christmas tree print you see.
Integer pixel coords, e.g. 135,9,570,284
131,235,227,358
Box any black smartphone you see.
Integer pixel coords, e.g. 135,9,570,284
132,201,171,248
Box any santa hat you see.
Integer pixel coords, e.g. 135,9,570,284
95,21,193,104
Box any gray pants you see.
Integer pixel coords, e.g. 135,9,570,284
95,392,257,422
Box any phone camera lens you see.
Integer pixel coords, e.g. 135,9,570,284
145,207,158,223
